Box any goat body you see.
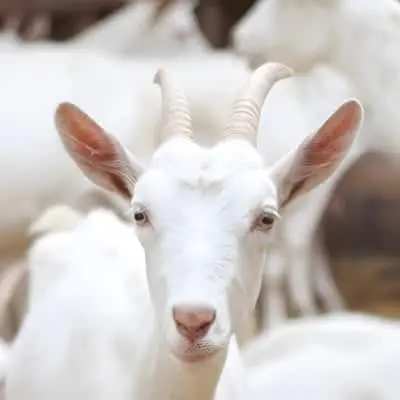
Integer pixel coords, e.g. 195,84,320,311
243,313,400,400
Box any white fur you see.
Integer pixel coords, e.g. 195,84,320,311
243,313,400,399
247,343,400,400
0,205,86,342
27,204,84,238
25,205,89,309
243,312,400,367
70,0,211,56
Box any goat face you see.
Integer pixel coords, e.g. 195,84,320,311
130,136,277,362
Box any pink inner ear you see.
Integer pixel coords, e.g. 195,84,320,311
304,105,357,169
281,102,360,208
296,101,360,181
56,103,117,166
56,103,132,199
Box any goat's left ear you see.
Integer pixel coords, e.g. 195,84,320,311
270,99,363,208
55,102,144,200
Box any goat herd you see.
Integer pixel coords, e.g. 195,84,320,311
0,0,397,399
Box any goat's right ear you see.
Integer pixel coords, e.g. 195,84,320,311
55,102,143,200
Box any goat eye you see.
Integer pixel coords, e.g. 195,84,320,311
253,211,278,232
133,210,149,225
261,214,275,226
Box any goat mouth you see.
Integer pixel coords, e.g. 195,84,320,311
173,348,220,364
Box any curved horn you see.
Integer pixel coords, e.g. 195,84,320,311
153,68,194,143
223,62,293,145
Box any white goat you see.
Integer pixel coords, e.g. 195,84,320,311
0,204,86,342
233,0,400,153
6,63,363,399
69,0,211,56
242,313,400,399
0,0,211,56
232,0,400,319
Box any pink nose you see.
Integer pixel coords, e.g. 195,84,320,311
173,305,216,341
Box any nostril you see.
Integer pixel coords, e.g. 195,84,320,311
173,305,216,341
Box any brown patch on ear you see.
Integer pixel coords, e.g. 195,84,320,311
55,102,132,199
56,102,114,164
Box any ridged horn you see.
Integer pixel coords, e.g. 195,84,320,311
223,62,293,145
153,67,194,143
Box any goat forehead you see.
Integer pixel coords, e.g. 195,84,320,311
149,138,266,185
135,139,277,217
